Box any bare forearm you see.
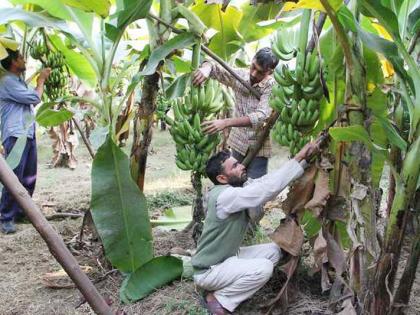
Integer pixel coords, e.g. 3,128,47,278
224,116,252,128
35,80,45,98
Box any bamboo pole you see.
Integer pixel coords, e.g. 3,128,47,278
0,156,113,315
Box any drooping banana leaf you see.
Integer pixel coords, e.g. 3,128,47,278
91,136,153,273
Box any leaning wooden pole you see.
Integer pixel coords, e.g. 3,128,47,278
0,156,113,315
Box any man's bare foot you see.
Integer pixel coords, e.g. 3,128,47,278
205,293,230,315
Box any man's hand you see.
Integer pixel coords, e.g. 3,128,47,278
192,63,211,86
294,141,320,162
37,68,51,84
201,119,227,135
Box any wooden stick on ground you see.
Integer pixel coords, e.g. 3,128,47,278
0,156,113,315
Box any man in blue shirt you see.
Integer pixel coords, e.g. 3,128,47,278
0,48,50,233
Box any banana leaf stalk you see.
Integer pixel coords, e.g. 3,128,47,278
371,134,420,314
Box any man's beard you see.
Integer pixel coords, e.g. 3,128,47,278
227,173,248,187
250,75,256,85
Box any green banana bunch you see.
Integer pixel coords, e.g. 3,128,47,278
272,33,297,62
44,51,68,101
168,79,225,174
29,39,47,60
30,37,69,102
156,92,170,120
270,49,325,155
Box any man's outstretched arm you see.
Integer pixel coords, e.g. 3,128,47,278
216,142,318,219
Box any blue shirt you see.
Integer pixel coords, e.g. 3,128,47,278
0,72,40,142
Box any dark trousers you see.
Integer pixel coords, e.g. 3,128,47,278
232,150,268,179
0,137,37,222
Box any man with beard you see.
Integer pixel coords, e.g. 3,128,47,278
192,142,319,315
0,48,50,233
192,47,279,179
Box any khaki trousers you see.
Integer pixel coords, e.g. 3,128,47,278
193,243,281,312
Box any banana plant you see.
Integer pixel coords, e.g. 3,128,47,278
1,0,191,302
272,0,419,313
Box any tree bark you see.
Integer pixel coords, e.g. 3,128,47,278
130,72,160,191
390,231,420,315
370,135,420,314
191,171,204,244
0,156,112,315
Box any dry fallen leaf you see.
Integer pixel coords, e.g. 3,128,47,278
304,169,331,217
282,165,317,214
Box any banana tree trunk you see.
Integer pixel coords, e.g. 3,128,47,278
129,0,170,191
320,0,379,303
130,72,160,191
369,134,420,314
389,229,420,315
191,171,204,244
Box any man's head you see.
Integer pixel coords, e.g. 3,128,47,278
0,48,25,73
250,47,279,85
206,150,248,187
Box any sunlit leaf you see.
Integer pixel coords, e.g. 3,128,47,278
192,0,242,60
283,0,343,12
0,8,71,33
9,0,71,20
358,0,400,40
62,0,111,18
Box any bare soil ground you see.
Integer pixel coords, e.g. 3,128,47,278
0,129,419,315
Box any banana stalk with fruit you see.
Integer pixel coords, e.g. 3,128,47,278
166,36,224,240
270,10,325,155
30,35,68,102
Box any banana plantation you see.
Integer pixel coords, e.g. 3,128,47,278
0,0,419,314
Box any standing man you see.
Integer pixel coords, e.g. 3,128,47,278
192,141,319,315
192,47,279,179
0,48,50,233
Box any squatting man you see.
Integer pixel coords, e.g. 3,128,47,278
192,141,319,315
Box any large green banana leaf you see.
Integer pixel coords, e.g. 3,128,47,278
91,136,153,273
120,256,183,304
62,0,110,18
35,101,74,127
0,8,70,32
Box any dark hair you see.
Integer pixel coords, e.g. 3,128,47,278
1,48,19,71
254,47,279,71
206,150,231,185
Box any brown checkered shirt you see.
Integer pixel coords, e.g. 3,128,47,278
207,62,274,158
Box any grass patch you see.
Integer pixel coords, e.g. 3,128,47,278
146,191,194,210
162,298,207,315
